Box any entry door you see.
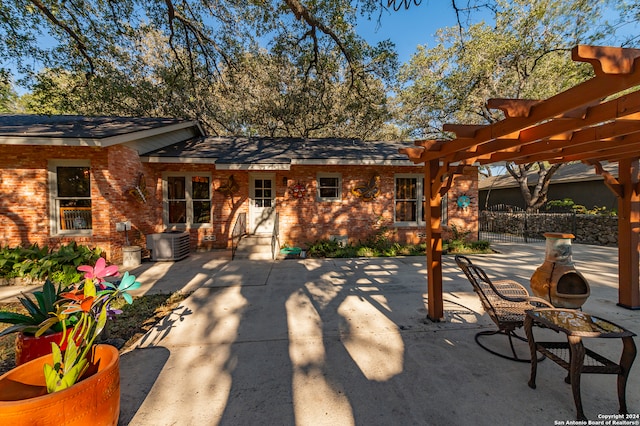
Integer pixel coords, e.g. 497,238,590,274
250,175,276,234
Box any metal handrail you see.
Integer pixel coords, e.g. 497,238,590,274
271,212,279,260
231,212,246,260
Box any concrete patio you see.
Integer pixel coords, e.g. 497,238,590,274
117,242,639,425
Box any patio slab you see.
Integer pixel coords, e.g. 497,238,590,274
83,243,640,424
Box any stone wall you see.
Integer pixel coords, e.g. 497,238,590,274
573,215,618,246
480,211,618,246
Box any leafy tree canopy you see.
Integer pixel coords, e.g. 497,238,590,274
0,0,399,138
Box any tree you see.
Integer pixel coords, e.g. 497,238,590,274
0,69,18,113
1,0,398,138
394,0,618,210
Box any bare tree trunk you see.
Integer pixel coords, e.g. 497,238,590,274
506,162,563,212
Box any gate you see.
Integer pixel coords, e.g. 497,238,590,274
479,204,576,243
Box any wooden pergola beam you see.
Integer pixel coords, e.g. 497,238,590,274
551,139,640,163
585,160,624,198
486,99,541,118
575,45,640,75
509,135,639,164
399,45,640,320
457,88,640,164
419,46,640,164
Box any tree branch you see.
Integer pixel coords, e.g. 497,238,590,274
283,0,358,83
28,0,95,77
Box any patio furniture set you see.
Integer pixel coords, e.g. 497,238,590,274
454,240,637,421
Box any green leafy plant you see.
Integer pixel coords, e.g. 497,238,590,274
43,258,140,393
0,243,102,284
443,224,492,254
0,280,65,337
0,244,48,279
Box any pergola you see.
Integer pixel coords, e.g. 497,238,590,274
400,45,640,321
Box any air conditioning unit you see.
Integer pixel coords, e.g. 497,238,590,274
146,232,190,261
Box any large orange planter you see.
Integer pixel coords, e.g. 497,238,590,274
0,344,120,426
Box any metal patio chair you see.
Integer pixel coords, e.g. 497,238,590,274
455,255,554,362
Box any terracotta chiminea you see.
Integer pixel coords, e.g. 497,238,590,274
530,233,590,309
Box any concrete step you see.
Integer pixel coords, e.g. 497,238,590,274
234,235,276,260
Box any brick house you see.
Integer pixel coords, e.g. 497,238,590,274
0,115,478,262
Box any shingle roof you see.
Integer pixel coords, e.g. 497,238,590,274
0,115,189,139
478,161,618,190
143,136,413,165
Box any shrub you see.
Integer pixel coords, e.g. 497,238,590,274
0,243,103,285
471,240,491,251
306,239,345,258
545,198,617,216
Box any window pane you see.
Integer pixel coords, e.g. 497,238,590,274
192,176,210,199
57,167,90,197
319,188,337,198
396,178,416,199
169,201,187,223
318,176,339,198
319,177,338,187
168,177,185,199
60,199,92,230
396,201,417,222
193,201,211,224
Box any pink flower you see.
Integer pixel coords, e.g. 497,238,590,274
77,257,119,285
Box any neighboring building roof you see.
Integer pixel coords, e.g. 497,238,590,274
142,136,416,168
478,162,618,190
0,115,203,148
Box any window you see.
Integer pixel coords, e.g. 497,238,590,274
317,174,341,201
395,176,421,223
49,160,92,234
254,178,272,207
164,173,211,226
394,175,447,226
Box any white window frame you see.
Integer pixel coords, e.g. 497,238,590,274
394,174,448,226
48,159,92,236
316,173,342,201
163,172,212,228
394,174,424,226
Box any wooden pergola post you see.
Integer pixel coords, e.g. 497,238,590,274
617,158,640,309
425,159,444,321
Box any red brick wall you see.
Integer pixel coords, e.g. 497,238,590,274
0,145,152,262
139,164,247,251
444,166,479,241
1,144,479,259
277,165,408,246
139,164,432,250
275,165,479,247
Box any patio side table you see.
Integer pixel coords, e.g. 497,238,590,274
524,308,637,421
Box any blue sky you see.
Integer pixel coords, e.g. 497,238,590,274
355,2,638,66
356,1,471,64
